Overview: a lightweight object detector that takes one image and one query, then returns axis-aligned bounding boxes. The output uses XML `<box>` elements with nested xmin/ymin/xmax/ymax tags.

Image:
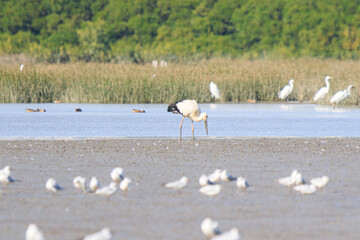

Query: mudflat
<box><xmin>0</xmin><ymin>138</ymin><xmax>359</xmax><ymax>240</ymax></box>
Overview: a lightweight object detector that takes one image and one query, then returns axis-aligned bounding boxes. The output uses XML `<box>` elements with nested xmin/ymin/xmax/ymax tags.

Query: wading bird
<box><xmin>209</xmin><ymin>81</ymin><xmax>220</xmax><ymax>100</ymax></box>
<box><xmin>330</xmin><ymin>85</ymin><xmax>355</xmax><ymax>104</ymax></box>
<box><xmin>167</xmin><ymin>100</ymin><xmax>208</xmax><ymax>141</ymax></box>
<box><xmin>313</xmin><ymin>76</ymin><xmax>331</xmax><ymax>102</ymax></box>
<box><xmin>278</xmin><ymin>79</ymin><xmax>294</xmax><ymax>100</ymax></box>
<box><xmin>20</xmin><ymin>63</ymin><xmax>24</xmax><ymax>72</ymax></box>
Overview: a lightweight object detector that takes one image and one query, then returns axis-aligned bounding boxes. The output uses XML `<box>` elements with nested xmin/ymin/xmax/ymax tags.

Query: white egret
<box><xmin>211</xmin><ymin>228</ymin><xmax>241</xmax><ymax>240</ymax></box>
<box><xmin>110</xmin><ymin>167</ymin><xmax>124</xmax><ymax>183</ymax></box>
<box><xmin>220</xmin><ymin>169</ymin><xmax>237</xmax><ymax>182</ymax></box>
<box><xmin>209</xmin><ymin>81</ymin><xmax>220</xmax><ymax>99</ymax></box>
<box><xmin>83</xmin><ymin>228</ymin><xmax>112</xmax><ymax>240</ymax></box>
<box><xmin>119</xmin><ymin>177</ymin><xmax>131</xmax><ymax>191</ymax></box>
<box><xmin>152</xmin><ymin>60</ymin><xmax>158</xmax><ymax>68</ymax></box>
<box><xmin>201</xmin><ymin>218</ymin><xmax>221</xmax><ymax>238</ymax></box>
<box><xmin>278</xmin><ymin>79</ymin><xmax>294</xmax><ymax>100</ymax></box>
<box><xmin>25</xmin><ymin>224</ymin><xmax>45</xmax><ymax>240</ymax></box>
<box><xmin>330</xmin><ymin>85</ymin><xmax>355</xmax><ymax>104</ymax></box>
<box><xmin>89</xmin><ymin>177</ymin><xmax>100</xmax><ymax>192</ymax></box>
<box><xmin>165</xmin><ymin>176</ymin><xmax>188</xmax><ymax>190</ymax></box>
<box><xmin>294</xmin><ymin>184</ymin><xmax>317</xmax><ymax>195</ymax></box>
<box><xmin>167</xmin><ymin>100</ymin><xmax>208</xmax><ymax>141</ymax></box>
<box><xmin>236</xmin><ymin>177</ymin><xmax>249</xmax><ymax>189</ymax></box>
<box><xmin>73</xmin><ymin>176</ymin><xmax>86</xmax><ymax>193</ymax></box>
<box><xmin>95</xmin><ymin>182</ymin><xmax>117</xmax><ymax>201</ymax></box>
<box><xmin>20</xmin><ymin>63</ymin><xmax>24</xmax><ymax>72</ymax></box>
<box><xmin>199</xmin><ymin>184</ymin><xmax>221</xmax><ymax>197</ymax></box>
<box><xmin>45</xmin><ymin>178</ymin><xmax>62</xmax><ymax>193</ymax></box>
<box><xmin>313</xmin><ymin>76</ymin><xmax>331</xmax><ymax>102</ymax></box>
<box><xmin>310</xmin><ymin>176</ymin><xmax>329</xmax><ymax>189</ymax></box>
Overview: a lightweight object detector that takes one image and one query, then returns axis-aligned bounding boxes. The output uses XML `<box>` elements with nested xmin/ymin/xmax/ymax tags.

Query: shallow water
<box><xmin>1</xmin><ymin>103</ymin><xmax>360</xmax><ymax>138</ymax></box>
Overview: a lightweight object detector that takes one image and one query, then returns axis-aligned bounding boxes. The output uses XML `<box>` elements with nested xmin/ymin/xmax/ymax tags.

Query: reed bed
<box><xmin>0</xmin><ymin>58</ymin><xmax>359</xmax><ymax>105</ymax></box>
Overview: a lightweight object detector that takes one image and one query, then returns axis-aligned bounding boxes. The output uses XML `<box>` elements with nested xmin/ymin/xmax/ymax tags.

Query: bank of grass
<box><xmin>0</xmin><ymin>58</ymin><xmax>359</xmax><ymax>105</ymax></box>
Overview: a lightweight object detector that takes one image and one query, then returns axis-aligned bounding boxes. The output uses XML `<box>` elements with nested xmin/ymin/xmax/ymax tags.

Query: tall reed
<box><xmin>0</xmin><ymin>58</ymin><xmax>359</xmax><ymax>105</ymax></box>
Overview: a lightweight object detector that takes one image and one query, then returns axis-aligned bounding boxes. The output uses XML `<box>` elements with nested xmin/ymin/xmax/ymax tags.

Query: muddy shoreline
<box><xmin>0</xmin><ymin>138</ymin><xmax>359</xmax><ymax>239</ymax></box>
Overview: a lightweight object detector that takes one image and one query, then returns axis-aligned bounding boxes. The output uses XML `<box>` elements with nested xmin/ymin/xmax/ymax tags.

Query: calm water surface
<box><xmin>1</xmin><ymin>103</ymin><xmax>360</xmax><ymax>138</ymax></box>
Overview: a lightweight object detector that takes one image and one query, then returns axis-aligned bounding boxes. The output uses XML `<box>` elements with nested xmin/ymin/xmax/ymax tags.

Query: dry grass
<box><xmin>0</xmin><ymin>58</ymin><xmax>359</xmax><ymax>105</ymax></box>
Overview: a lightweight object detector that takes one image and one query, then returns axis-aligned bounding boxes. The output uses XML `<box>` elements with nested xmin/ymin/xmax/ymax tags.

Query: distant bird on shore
<box><xmin>208</xmin><ymin>169</ymin><xmax>221</xmax><ymax>183</ymax></box>
<box><xmin>294</xmin><ymin>184</ymin><xmax>317</xmax><ymax>195</ymax></box>
<box><xmin>83</xmin><ymin>228</ymin><xmax>112</xmax><ymax>240</ymax></box>
<box><xmin>313</xmin><ymin>76</ymin><xmax>331</xmax><ymax>102</ymax></box>
<box><xmin>278</xmin><ymin>170</ymin><xmax>304</xmax><ymax>187</ymax></box>
<box><xmin>165</xmin><ymin>176</ymin><xmax>188</xmax><ymax>190</ymax></box>
<box><xmin>236</xmin><ymin>177</ymin><xmax>249</xmax><ymax>189</ymax></box>
<box><xmin>167</xmin><ymin>100</ymin><xmax>208</xmax><ymax>141</ymax></box>
<box><xmin>310</xmin><ymin>176</ymin><xmax>329</xmax><ymax>188</ymax></box>
<box><xmin>132</xmin><ymin>109</ymin><xmax>145</xmax><ymax>113</ymax></box>
<box><xmin>26</xmin><ymin>224</ymin><xmax>45</xmax><ymax>240</ymax></box>
<box><xmin>20</xmin><ymin>63</ymin><xmax>24</xmax><ymax>72</ymax></box>
<box><xmin>110</xmin><ymin>167</ymin><xmax>124</xmax><ymax>183</ymax></box>
<box><xmin>199</xmin><ymin>184</ymin><xmax>221</xmax><ymax>197</ymax></box>
<box><xmin>201</xmin><ymin>218</ymin><xmax>221</xmax><ymax>238</ymax></box>
<box><xmin>0</xmin><ymin>166</ymin><xmax>15</xmax><ymax>186</ymax></box>
<box><xmin>330</xmin><ymin>85</ymin><xmax>354</xmax><ymax>104</ymax></box>
<box><xmin>46</xmin><ymin>178</ymin><xmax>62</xmax><ymax>193</ymax></box>
<box><xmin>119</xmin><ymin>177</ymin><xmax>131</xmax><ymax>191</ymax></box>
<box><xmin>73</xmin><ymin>176</ymin><xmax>86</xmax><ymax>193</ymax></box>
<box><xmin>211</xmin><ymin>228</ymin><xmax>240</xmax><ymax>240</ymax></box>
<box><xmin>199</xmin><ymin>175</ymin><xmax>214</xmax><ymax>186</ymax></box>
<box><xmin>95</xmin><ymin>182</ymin><xmax>117</xmax><ymax>201</ymax></box>
<box><xmin>220</xmin><ymin>169</ymin><xmax>237</xmax><ymax>182</ymax></box>
<box><xmin>209</xmin><ymin>81</ymin><xmax>220</xmax><ymax>100</ymax></box>
<box><xmin>278</xmin><ymin>79</ymin><xmax>294</xmax><ymax>100</ymax></box>
<box><xmin>89</xmin><ymin>177</ymin><xmax>100</xmax><ymax>192</ymax></box>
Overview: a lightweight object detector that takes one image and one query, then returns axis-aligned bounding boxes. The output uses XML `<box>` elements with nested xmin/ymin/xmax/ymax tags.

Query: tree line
<box><xmin>1</xmin><ymin>0</ymin><xmax>360</xmax><ymax>63</ymax></box>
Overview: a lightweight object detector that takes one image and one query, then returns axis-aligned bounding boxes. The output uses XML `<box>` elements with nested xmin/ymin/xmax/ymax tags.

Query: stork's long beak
<box><xmin>204</xmin><ymin>120</ymin><xmax>208</xmax><ymax>135</ymax></box>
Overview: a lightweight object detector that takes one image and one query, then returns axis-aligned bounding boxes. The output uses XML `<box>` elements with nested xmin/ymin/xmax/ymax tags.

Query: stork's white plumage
<box><xmin>278</xmin><ymin>79</ymin><xmax>294</xmax><ymax>100</ymax></box>
<box><xmin>209</xmin><ymin>81</ymin><xmax>220</xmax><ymax>99</ymax></box>
<box><xmin>313</xmin><ymin>76</ymin><xmax>331</xmax><ymax>102</ymax></box>
<box><xmin>330</xmin><ymin>85</ymin><xmax>354</xmax><ymax>104</ymax></box>
<box><xmin>167</xmin><ymin>100</ymin><xmax>208</xmax><ymax>141</ymax></box>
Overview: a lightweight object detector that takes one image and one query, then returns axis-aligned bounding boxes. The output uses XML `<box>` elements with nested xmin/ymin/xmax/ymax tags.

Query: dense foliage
<box><xmin>1</xmin><ymin>0</ymin><xmax>360</xmax><ymax>62</ymax></box>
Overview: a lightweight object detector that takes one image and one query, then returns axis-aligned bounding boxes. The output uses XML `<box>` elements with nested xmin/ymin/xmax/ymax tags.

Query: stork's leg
<box><xmin>191</xmin><ymin>120</ymin><xmax>195</xmax><ymax>140</ymax></box>
<box><xmin>179</xmin><ymin>117</ymin><xmax>185</xmax><ymax>141</ymax></box>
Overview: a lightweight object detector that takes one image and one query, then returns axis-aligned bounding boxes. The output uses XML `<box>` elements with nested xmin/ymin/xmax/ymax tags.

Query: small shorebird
<box><xmin>73</xmin><ymin>176</ymin><xmax>86</xmax><ymax>193</ymax></box>
<box><xmin>25</xmin><ymin>224</ymin><xmax>45</xmax><ymax>240</ymax></box>
<box><xmin>165</xmin><ymin>176</ymin><xmax>188</xmax><ymax>190</ymax></box>
<box><xmin>0</xmin><ymin>166</ymin><xmax>15</xmax><ymax>186</ymax></box>
<box><xmin>83</xmin><ymin>228</ymin><xmax>112</xmax><ymax>240</ymax></box>
<box><xmin>236</xmin><ymin>177</ymin><xmax>249</xmax><ymax>189</ymax></box>
<box><xmin>294</xmin><ymin>184</ymin><xmax>317</xmax><ymax>195</ymax></box>
<box><xmin>110</xmin><ymin>167</ymin><xmax>124</xmax><ymax>183</ymax></box>
<box><xmin>89</xmin><ymin>177</ymin><xmax>100</xmax><ymax>192</ymax></box>
<box><xmin>199</xmin><ymin>184</ymin><xmax>221</xmax><ymax>197</ymax></box>
<box><xmin>95</xmin><ymin>182</ymin><xmax>117</xmax><ymax>201</ymax></box>
<box><xmin>201</xmin><ymin>218</ymin><xmax>221</xmax><ymax>238</ymax></box>
<box><xmin>211</xmin><ymin>228</ymin><xmax>240</xmax><ymax>240</ymax></box>
<box><xmin>119</xmin><ymin>177</ymin><xmax>131</xmax><ymax>191</ymax></box>
<box><xmin>46</xmin><ymin>178</ymin><xmax>62</xmax><ymax>193</ymax></box>
<box><xmin>310</xmin><ymin>176</ymin><xmax>329</xmax><ymax>188</ymax></box>
<box><xmin>220</xmin><ymin>169</ymin><xmax>237</xmax><ymax>182</ymax></box>
<box><xmin>208</xmin><ymin>169</ymin><xmax>222</xmax><ymax>183</ymax></box>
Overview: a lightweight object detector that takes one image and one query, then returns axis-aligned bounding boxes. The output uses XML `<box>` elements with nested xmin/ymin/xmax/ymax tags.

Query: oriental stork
<box><xmin>313</xmin><ymin>76</ymin><xmax>331</xmax><ymax>102</ymax></box>
<box><xmin>278</xmin><ymin>79</ymin><xmax>294</xmax><ymax>100</ymax></box>
<box><xmin>330</xmin><ymin>85</ymin><xmax>355</xmax><ymax>104</ymax></box>
<box><xmin>167</xmin><ymin>100</ymin><xmax>208</xmax><ymax>141</ymax></box>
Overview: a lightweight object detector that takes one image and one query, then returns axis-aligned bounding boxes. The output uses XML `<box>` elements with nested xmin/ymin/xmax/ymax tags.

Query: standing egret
<box><xmin>278</xmin><ymin>79</ymin><xmax>294</xmax><ymax>100</ymax></box>
<box><xmin>167</xmin><ymin>100</ymin><xmax>208</xmax><ymax>141</ymax></box>
<box><xmin>20</xmin><ymin>63</ymin><xmax>24</xmax><ymax>72</ymax></box>
<box><xmin>209</xmin><ymin>81</ymin><xmax>220</xmax><ymax>100</ymax></box>
<box><xmin>313</xmin><ymin>76</ymin><xmax>331</xmax><ymax>102</ymax></box>
<box><xmin>330</xmin><ymin>85</ymin><xmax>355</xmax><ymax>104</ymax></box>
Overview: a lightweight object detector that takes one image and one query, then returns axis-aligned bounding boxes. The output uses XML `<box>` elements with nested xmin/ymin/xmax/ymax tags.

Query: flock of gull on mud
<box><xmin>0</xmin><ymin>164</ymin><xmax>329</xmax><ymax>240</ymax></box>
